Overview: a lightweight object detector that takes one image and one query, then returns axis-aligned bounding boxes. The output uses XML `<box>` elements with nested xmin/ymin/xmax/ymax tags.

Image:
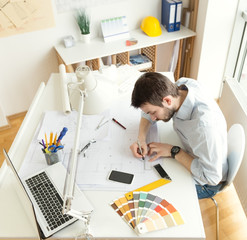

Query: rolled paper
<box><xmin>59</xmin><ymin>64</ymin><xmax>71</xmax><ymax>115</ymax></box>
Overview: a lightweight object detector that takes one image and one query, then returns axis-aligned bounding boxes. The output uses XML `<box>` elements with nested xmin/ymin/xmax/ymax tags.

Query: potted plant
<box><xmin>76</xmin><ymin>9</ymin><xmax>90</xmax><ymax>43</ymax></box>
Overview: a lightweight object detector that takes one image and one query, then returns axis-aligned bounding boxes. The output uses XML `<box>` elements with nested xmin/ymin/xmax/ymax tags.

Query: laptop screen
<box><xmin>3</xmin><ymin>149</ymin><xmax>43</xmax><ymax>239</ymax></box>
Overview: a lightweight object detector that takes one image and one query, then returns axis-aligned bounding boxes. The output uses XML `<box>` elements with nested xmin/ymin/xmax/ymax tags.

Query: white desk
<box><xmin>0</xmin><ymin>73</ymin><xmax>205</xmax><ymax>239</ymax></box>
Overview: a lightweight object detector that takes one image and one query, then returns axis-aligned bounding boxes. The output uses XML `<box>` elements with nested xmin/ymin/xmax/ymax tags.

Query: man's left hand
<box><xmin>147</xmin><ymin>142</ymin><xmax>173</xmax><ymax>162</ymax></box>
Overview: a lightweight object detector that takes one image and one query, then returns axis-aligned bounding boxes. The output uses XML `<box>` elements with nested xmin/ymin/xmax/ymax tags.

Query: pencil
<box><xmin>49</xmin><ymin>132</ymin><xmax>53</xmax><ymax>146</ymax></box>
<box><xmin>137</xmin><ymin>140</ymin><xmax>145</xmax><ymax>160</ymax></box>
<box><xmin>45</xmin><ymin>133</ymin><xmax>48</xmax><ymax>147</ymax></box>
<box><xmin>53</xmin><ymin>133</ymin><xmax>57</xmax><ymax>145</ymax></box>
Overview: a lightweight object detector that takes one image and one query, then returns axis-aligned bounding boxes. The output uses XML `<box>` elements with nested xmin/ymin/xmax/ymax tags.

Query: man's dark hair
<box><xmin>131</xmin><ymin>72</ymin><xmax>179</xmax><ymax>108</ymax></box>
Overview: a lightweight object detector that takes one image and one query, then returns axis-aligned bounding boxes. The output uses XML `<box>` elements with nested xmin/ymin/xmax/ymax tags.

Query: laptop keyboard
<box><xmin>25</xmin><ymin>171</ymin><xmax>73</xmax><ymax>231</ymax></box>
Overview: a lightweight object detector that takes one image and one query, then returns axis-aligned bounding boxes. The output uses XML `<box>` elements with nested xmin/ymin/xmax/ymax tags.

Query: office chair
<box><xmin>209</xmin><ymin>123</ymin><xmax>245</xmax><ymax>240</ymax></box>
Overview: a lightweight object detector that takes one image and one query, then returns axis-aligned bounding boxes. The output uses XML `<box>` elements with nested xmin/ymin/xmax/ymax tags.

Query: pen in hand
<box><xmin>137</xmin><ymin>140</ymin><xmax>145</xmax><ymax>160</ymax></box>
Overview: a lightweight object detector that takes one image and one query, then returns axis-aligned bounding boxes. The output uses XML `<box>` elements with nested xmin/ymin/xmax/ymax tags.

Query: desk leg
<box><xmin>55</xmin><ymin>49</ymin><xmax>74</xmax><ymax>73</ymax></box>
<box><xmin>174</xmin><ymin>39</ymin><xmax>183</xmax><ymax>81</ymax></box>
<box><xmin>111</xmin><ymin>54</ymin><xmax>117</xmax><ymax>65</ymax></box>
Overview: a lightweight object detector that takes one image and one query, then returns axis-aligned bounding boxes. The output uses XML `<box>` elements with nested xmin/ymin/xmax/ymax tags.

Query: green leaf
<box><xmin>76</xmin><ymin>9</ymin><xmax>90</xmax><ymax>34</ymax></box>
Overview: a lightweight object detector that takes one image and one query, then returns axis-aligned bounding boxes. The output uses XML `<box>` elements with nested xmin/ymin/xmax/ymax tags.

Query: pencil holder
<box><xmin>44</xmin><ymin>151</ymin><xmax>61</xmax><ymax>165</ymax></box>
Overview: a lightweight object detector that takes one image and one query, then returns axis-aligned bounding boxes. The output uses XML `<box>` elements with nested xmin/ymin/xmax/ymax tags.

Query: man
<box><xmin>130</xmin><ymin>72</ymin><xmax>228</xmax><ymax>199</ymax></box>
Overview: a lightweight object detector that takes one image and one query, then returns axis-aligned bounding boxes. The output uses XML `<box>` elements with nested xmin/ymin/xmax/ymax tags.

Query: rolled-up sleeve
<box><xmin>189</xmin><ymin>125</ymin><xmax>227</xmax><ymax>185</ymax></box>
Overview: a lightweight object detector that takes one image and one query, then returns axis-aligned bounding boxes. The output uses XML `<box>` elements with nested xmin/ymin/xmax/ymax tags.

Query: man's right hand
<box><xmin>130</xmin><ymin>141</ymin><xmax>148</xmax><ymax>159</ymax></box>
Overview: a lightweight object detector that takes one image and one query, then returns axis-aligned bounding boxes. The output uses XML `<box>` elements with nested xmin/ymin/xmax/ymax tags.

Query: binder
<box><xmin>173</xmin><ymin>0</ymin><xmax>182</xmax><ymax>31</ymax></box>
<box><xmin>161</xmin><ymin>0</ymin><xmax>176</xmax><ymax>32</ymax></box>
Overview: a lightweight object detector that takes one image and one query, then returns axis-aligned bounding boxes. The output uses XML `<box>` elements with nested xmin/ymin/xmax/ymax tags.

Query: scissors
<box><xmin>48</xmin><ymin>144</ymin><xmax>64</xmax><ymax>153</ymax></box>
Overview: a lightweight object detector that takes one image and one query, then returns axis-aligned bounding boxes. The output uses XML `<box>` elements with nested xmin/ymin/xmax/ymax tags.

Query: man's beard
<box><xmin>161</xmin><ymin>107</ymin><xmax>175</xmax><ymax>122</ymax></box>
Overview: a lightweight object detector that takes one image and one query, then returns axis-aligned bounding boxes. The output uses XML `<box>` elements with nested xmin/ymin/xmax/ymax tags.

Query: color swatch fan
<box><xmin>110</xmin><ymin>191</ymin><xmax>184</xmax><ymax>234</ymax></box>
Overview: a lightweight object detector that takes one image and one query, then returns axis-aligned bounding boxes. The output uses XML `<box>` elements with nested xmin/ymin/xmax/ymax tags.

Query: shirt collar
<box><xmin>174</xmin><ymin>82</ymin><xmax>195</xmax><ymax>120</ymax></box>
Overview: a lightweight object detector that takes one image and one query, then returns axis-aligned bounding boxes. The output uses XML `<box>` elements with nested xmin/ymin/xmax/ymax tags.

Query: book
<box><xmin>129</xmin><ymin>54</ymin><xmax>152</xmax><ymax>71</ymax></box>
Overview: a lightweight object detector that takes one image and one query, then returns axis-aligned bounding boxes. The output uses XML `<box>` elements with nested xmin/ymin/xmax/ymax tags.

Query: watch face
<box><xmin>171</xmin><ymin>146</ymin><xmax>180</xmax><ymax>158</ymax></box>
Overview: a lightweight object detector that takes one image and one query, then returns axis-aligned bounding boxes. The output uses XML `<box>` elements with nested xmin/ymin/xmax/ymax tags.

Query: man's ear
<box><xmin>162</xmin><ymin>96</ymin><xmax>172</xmax><ymax>106</ymax></box>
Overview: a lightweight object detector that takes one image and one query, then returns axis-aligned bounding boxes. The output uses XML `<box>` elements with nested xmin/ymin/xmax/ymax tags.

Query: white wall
<box><xmin>0</xmin><ymin>0</ymin><xmax>167</xmax><ymax>123</ymax></box>
<box><xmin>190</xmin><ymin>0</ymin><xmax>238</xmax><ymax>99</ymax></box>
<box><xmin>0</xmin><ymin>0</ymin><xmax>238</xmax><ymax>123</ymax></box>
<box><xmin>0</xmin><ymin>102</ymin><xmax>8</xmax><ymax>127</ymax></box>
<box><xmin>0</xmin><ymin>27</ymin><xmax>58</xmax><ymax>116</ymax></box>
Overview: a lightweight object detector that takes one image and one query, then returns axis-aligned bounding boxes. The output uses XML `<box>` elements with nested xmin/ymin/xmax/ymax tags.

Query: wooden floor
<box><xmin>0</xmin><ymin>113</ymin><xmax>26</xmax><ymax>163</ymax></box>
<box><xmin>0</xmin><ymin>114</ymin><xmax>247</xmax><ymax>240</ymax></box>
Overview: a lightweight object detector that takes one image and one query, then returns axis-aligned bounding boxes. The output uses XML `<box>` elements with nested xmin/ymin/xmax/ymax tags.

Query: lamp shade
<box><xmin>75</xmin><ymin>65</ymin><xmax>116</xmax><ymax>115</ymax></box>
<box><xmin>83</xmin><ymin>75</ymin><xmax>117</xmax><ymax>115</ymax></box>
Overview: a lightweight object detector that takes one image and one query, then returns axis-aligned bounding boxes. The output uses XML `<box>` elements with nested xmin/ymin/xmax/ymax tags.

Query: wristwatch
<box><xmin>171</xmin><ymin>146</ymin><xmax>181</xmax><ymax>158</ymax></box>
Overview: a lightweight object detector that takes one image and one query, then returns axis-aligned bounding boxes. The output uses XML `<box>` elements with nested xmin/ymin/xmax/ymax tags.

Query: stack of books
<box><xmin>129</xmin><ymin>54</ymin><xmax>152</xmax><ymax>71</ymax></box>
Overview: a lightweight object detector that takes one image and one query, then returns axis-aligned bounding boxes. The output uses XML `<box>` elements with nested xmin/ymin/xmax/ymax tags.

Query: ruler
<box><xmin>125</xmin><ymin>178</ymin><xmax>171</xmax><ymax>200</ymax></box>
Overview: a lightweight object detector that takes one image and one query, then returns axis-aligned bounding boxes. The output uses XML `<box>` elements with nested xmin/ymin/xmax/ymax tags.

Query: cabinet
<box><xmin>54</xmin><ymin>26</ymin><xmax>196</xmax><ymax>78</ymax></box>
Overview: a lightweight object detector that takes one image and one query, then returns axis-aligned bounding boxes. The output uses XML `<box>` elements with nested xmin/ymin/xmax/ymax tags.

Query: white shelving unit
<box><xmin>54</xmin><ymin>26</ymin><xmax>196</xmax><ymax>73</ymax></box>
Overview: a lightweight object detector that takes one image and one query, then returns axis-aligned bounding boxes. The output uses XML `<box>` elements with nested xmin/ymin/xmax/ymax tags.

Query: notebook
<box><xmin>3</xmin><ymin>149</ymin><xmax>94</xmax><ymax>239</ymax></box>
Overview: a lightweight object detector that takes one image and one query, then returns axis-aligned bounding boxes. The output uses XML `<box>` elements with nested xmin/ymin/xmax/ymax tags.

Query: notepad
<box><xmin>101</xmin><ymin>16</ymin><xmax>130</xmax><ymax>42</ymax></box>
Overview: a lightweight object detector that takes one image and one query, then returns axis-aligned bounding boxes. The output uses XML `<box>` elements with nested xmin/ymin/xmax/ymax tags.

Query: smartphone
<box><xmin>108</xmin><ymin>170</ymin><xmax>134</xmax><ymax>184</ymax></box>
<box><xmin>153</xmin><ymin>164</ymin><xmax>172</xmax><ymax>180</ymax></box>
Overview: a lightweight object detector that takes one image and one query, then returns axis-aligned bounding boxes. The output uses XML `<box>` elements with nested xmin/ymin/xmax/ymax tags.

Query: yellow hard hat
<box><xmin>141</xmin><ymin>16</ymin><xmax>162</xmax><ymax>37</ymax></box>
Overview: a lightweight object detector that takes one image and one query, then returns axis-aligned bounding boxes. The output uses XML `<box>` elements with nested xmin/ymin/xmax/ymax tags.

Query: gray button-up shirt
<box><xmin>142</xmin><ymin>78</ymin><xmax>228</xmax><ymax>185</ymax></box>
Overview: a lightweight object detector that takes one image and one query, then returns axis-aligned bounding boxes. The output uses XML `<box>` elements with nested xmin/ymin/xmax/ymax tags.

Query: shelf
<box><xmin>54</xmin><ymin>26</ymin><xmax>196</xmax><ymax>66</ymax></box>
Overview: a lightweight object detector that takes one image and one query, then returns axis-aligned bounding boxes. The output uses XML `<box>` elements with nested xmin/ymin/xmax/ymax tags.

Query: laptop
<box><xmin>3</xmin><ymin>149</ymin><xmax>94</xmax><ymax>239</ymax></box>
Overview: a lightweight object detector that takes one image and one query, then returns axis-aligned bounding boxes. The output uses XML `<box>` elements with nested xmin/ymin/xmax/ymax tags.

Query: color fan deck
<box><xmin>110</xmin><ymin>191</ymin><xmax>184</xmax><ymax>234</ymax></box>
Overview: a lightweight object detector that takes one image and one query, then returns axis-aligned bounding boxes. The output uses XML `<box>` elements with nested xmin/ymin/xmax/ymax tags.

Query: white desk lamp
<box><xmin>62</xmin><ymin>65</ymin><xmax>100</xmax><ymax>237</ymax></box>
<box><xmin>62</xmin><ymin>64</ymin><xmax>117</xmax><ymax>238</ymax></box>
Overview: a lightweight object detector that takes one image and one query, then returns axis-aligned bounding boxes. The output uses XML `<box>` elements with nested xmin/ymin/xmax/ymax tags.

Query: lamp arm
<box><xmin>63</xmin><ymin>90</ymin><xmax>85</xmax><ymax>216</ymax></box>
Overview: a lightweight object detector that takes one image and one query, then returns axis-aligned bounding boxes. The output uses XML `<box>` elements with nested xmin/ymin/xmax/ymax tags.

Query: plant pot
<box><xmin>80</xmin><ymin>33</ymin><xmax>90</xmax><ymax>43</ymax></box>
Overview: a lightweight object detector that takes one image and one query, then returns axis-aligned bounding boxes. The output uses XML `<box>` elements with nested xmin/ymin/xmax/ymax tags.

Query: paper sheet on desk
<box><xmin>66</xmin><ymin>123</ymin><xmax>163</xmax><ymax>192</ymax></box>
<box><xmin>18</xmin><ymin>110</ymin><xmax>110</xmax><ymax>178</ymax></box>
<box><xmin>37</xmin><ymin>111</ymin><xmax>110</xmax><ymax>150</ymax></box>
<box><xmin>64</xmin><ymin>98</ymin><xmax>163</xmax><ymax>192</ymax></box>
<box><xmin>20</xmin><ymin>104</ymin><xmax>163</xmax><ymax>192</ymax></box>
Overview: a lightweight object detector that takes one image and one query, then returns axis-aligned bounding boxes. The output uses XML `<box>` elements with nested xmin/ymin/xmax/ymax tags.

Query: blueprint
<box><xmin>19</xmin><ymin>97</ymin><xmax>163</xmax><ymax>192</ymax></box>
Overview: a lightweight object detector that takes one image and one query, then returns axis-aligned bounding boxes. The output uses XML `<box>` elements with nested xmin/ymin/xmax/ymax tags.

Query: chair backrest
<box><xmin>226</xmin><ymin>124</ymin><xmax>245</xmax><ymax>187</ymax></box>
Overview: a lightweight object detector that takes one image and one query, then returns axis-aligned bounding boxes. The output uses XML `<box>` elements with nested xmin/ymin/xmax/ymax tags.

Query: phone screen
<box><xmin>108</xmin><ymin>170</ymin><xmax>134</xmax><ymax>184</ymax></box>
